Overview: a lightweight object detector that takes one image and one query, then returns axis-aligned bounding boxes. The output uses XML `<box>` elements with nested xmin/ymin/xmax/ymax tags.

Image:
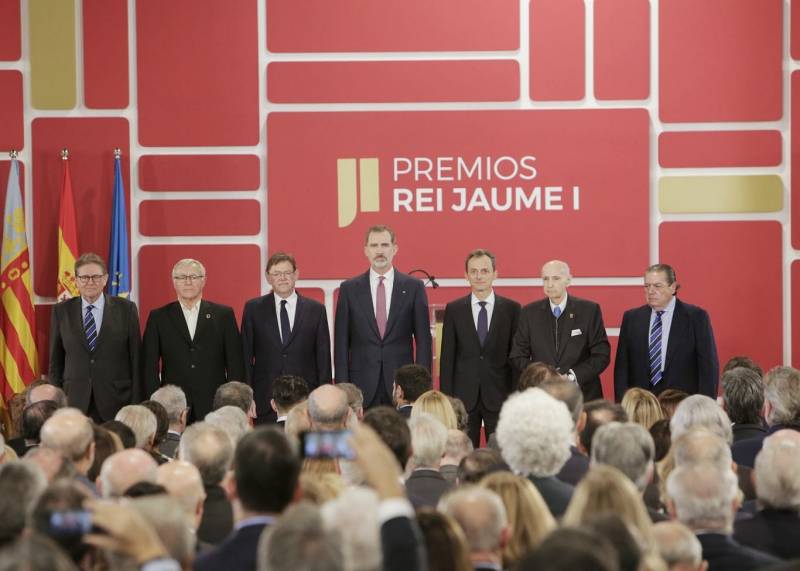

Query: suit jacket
<box><xmin>614</xmin><ymin>298</ymin><xmax>719</xmax><ymax>401</ymax></box>
<box><xmin>440</xmin><ymin>294</ymin><xmax>521</xmax><ymax>411</ymax></box>
<box><xmin>556</xmin><ymin>446</ymin><xmax>590</xmax><ymax>487</ymax></box>
<box><xmin>405</xmin><ymin>468</ymin><xmax>452</xmax><ymax>509</ymax></box>
<box><xmin>734</xmin><ymin>508</ymin><xmax>800</xmax><ymax>560</ymax></box>
<box><xmin>143</xmin><ymin>300</ymin><xmax>244</xmax><ymax>421</ymax></box>
<box><xmin>397</xmin><ymin>404</ymin><xmax>413</xmax><ymax>418</ymax></box>
<box><xmin>241</xmin><ymin>292</ymin><xmax>331</xmax><ymax>420</ymax></box>
<box><xmin>529</xmin><ymin>475</ymin><xmax>574</xmax><ymax>518</ymax></box>
<box><xmin>381</xmin><ymin>515</ymin><xmax>426</xmax><ymax>571</ymax></box>
<box><xmin>696</xmin><ymin>533</ymin><xmax>780</xmax><ymax>571</ymax></box>
<box><xmin>510</xmin><ymin>295</ymin><xmax>610</xmax><ymax>401</ymax></box>
<box><xmin>193</xmin><ymin>521</ymin><xmax>266</xmax><ymax>571</ymax></box>
<box><xmin>334</xmin><ymin>270</ymin><xmax>432</xmax><ymax>405</ymax></box>
<box><xmin>159</xmin><ymin>431</ymin><xmax>181</xmax><ymax>459</ymax></box>
<box><xmin>197</xmin><ymin>484</ymin><xmax>233</xmax><ymax>545</ymax></box>
<box><xmin>49</xmin><ymin>294</ymin><xmax>141</xmax><ymax>422</ymax></box>
<box><xmin>732</xmin><ymin>423</ymin><xmax>800</xmax><ymax>469</ymax></box>
<box><xmin>732</xmin><ymin>423</ymin><xmax>767</xmax><ymax>444</ymax></box>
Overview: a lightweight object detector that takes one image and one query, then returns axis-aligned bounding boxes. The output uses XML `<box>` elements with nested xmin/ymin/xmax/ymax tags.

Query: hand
<box><xmin>84</xmin><ymin>500</ymin><xmax>168</xmax><ymax>564</ymax></box>
<box><xmin>349</xmin><ymin>424</ymin><xmax>405</xmax><ymax>500</ymax></box>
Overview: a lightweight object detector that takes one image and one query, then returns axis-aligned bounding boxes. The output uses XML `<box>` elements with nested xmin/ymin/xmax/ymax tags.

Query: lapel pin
<box><xmin>402</xmin><ymin>290</ymin><xmax>406</xmax><ymax>294</ymax></box>
<box><xmin>205</xmin><ymin>314</ymin><xmax>211</xmax><ymax>319</ymax></box>
<box><xmin>569</xmin><ymin>313</ymin><xmax>574</xmax><ymax>319</ymax></box>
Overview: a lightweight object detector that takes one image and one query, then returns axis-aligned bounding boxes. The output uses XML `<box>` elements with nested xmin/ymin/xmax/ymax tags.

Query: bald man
<box><xmin>40</xmin><ymin>408</ymin><xmax>96</xmax><ymax>494</ymax></box>
<box><xmin>307</xmin><ymin>385</ymin><xmax>351</xmax><ymax>430</ymax></box>
<box><xmin>157</xmin><ymin>460</ymin><xmax>207</xmax><ymax>531</ymax></box>
<box><xmin>98</xmin><ymin>448</ymin><xmax>158</xmax><ymax>498</ymax></box>
<box><xmin>509</xmin><ymin>260</ymin><xmax>610</xmax><ymax>401</ymax></box>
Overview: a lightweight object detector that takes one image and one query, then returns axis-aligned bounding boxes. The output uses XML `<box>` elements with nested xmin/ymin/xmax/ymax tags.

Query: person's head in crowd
<box><xmin>416</xmin><ymin>509</ymin><xmax>473</xmax><ymax>571</ymax></box>
<box><xmin>0</xmin><ymin>532</ymin><xmax>80</xmax><ymax>571</ymax></box>
<box><xmin>213</xmin><ymin>381</ymin><xmax>256</xmax><ymax>424</ymax></box>
<box><xmin>672</xmin><ymin>427</ymin><xmax>732</xmax><ymax>471</ymax></box>
<box><xmin>723</xmin><ymin>355</ymin><xmax>764</xmax><ymax>378</ymax></box>
<box><xmin>721</xmin><ymin>366</ymin><xmax>764</xmax><ymax>427</ymax></box>
<box><xmin>150</xmin><ymin>385</ymin><xmax>189</xmax><ymax>434</ymax></box>
<box><xmin>299</xmin><ymin>472</ymin><xmax>344</xmax><ymax>505</ymax></box>
<box><xmin>408</xmin><ymin>412</ymin><xmax>448</xmax><ymax>471</ymax></box>
<box><xmin>652</xmin><ymin>521</ymin><xmax>707</xmax><ymax>571</ymax></box>
<box><xmin>124</xmin><ymin>481</ymin><xmax>167</xmax><ymax>498</ymax></box>
<box><xmin>666</xmin><ymin>462</ymin><xmax>738</xmax><ymax>534</ymax></box>
<box><xmin>157</xmin><ymin>460</ymin><xmax>207</xmax><ymax>530</ymax></box>
<box><xmin>98</xmin><ymin>448</ymin><xmax>157</xmax><ymax>498</ymax></box>
<box><xmin>21</xmin><ymin>400</ymin><xmax>59</xmax><ymax>444</ymax></box>
<box><xmin>101</xmin><ymin>420</ymin><xmax>136</xmax><ymax>449</ymax></box>
<box><xmin>582</xmin><ymin>514</ymin><xmax>644</xmax><ymax>571</ymax></box>
<box><xmin>761</xmin><ymin>366</ymin><xmax>800</xmax><ymax>427</ymax></box>
<box><xmin>580</xmin><ymin>399</ymin><xmax>628</xmax><ymax>455</ymax></box>
<box><xmin>514</xmin><ymin>527</ymin><xmax>618</xmax><ymax>571</ymax></box>
<box><xmin>438</xmin><ymin>486</ymin><xmax>509</xmax><ymax>568</ymax></box>
<box><xmin>179</xmin><ymin>422</ymin><xmax>233</xmax><ymax>488</ymax></box>
<box><xmin>753</xmin><ymin>429</ymin><xmax>800</xmax><ymax>510</ymax></box>
<box><xmin>479</xmin><ymin>471</ymin><xmax>556</xmax><ymax>568</ymax></box>
<box><xmin>259</xmin><ymin>501</ymin><xmax>343</xmax><ymax>571</ymax></box>
<box><xmin>40</xmin><ymin>408</ymin><xmax>94</xmax><ymax>476</ymax></box>
<box><xmin>446</xmin><ymin>396</ymin><xmax>469</xmax><ymax>433</ymax></box>
<box><xmin>591</xmin><ymin>422</ymin><xmax>655</xmax><ymax>492</ymax></box>
<box><xmin>285</xmin><ymin>400</ymin><xmax>311</xmax><ymax>441</ymax></box>
<box><xmin>133</xmin><ymin>495</ymin><xmax>196</xmax><ymax>568</ymax></box>
<box><xmin>622</xmin><ymin>388</ymin><xmax>665</xmax><ymax>430</ymax></box>
<box><xmin>335</xmin><ymin>382</ymin><xmax>364</xmax><ymax>422</ymax></box>
<box><xmin>140</xmin><ymin>400</ymin><xmax>169</xmax><ymax>448</ymax></box>
<box><xmin>26</xmin><ymin>380</ymin><xmax>68</xmax><ymax>408</ymax></box>
<box><xmin>362</xmin><ymin>406</ymin><xmax>411</xmax><ymax>470</ymax></box>
<box><xmin>649</xmin><ymin>419</ymin><xmax>672</xmax><ymax>463</ymax></box>
<box><xmin>87</xmin><ymin>425</ymin><xmax>122</xmax><ymax>483</ymax></box>
<box><xmin>320</xmin><ymin>487</ymin><xmax>381</xmax><ymax>571</ymax></box>
<box><xmin>270</xmin><ymin>375</ymin><xmax>309</xmax><ymax>419</ymax></box>
<box><xmin>301</xmin><ymin>458</ymin><xmax>338</xmax><ymax>480</ymax></box>
<box><xmin>517</xmin><ymin>361</ymin><xmax>560</xmax><ymax>391</ymax></box>
<box><xmin>442</xmin><ymin>429</ymin><xmax>473</xmax><ymax>467</ymax></box>
<box><xmin>496</xmin><ymin>388</ymin><xmax>573</xmax><ymax>478</ymax></box>
<box><xmin>670</xmin><ymin>395</ymin><xmax>733</xmax><ymax>444</ymax></box>
<box><xmin>392</xmin><ymin>364</ymin><xmax>432</xmax><ymax>408</ymax></box>
<box><xmin>205</xmin><ymin>405</ymin><xmax>250</xmax><ymax>447</ymax></box>
<box><xmin>410</xmin><ymin>390</ymin><xmax>458</xmax><ymax>430</ymax></box>
<box><xmin>30</xmin><ymin>480</ymin><xmax>92</xmax><ymax>565</ymax></box>
<box><xmin>0</xmin><ymin>460</ymin><xmax>47</xmax><ymax>546</ymax></box>
<box><xmin>657</xmin><ymin>389</ymin><xmax>690</xmax><ymax>420</ymax></box>
<box><xmin>23</xmin><ymin>447</ymin><xmax>76</xmax><ymax>483</ymax></box>
<box><xmin>457</xmin><ymin>448</ymin><xmax>506</xmax><ymax>485</ymax></box>
<box><xmin>114</xmin><ymin>405</ymin><xmax>157</xmax><ymax>449</ymax></box>
<box><xmin>540</xmin><ymin>377</ymin><xmax>585</xmax><ymax>433</ymax></box>
<box><xmin>307</xmin><ymin>385</ymin><xmax>351</xmax><ymax>430</ymax></box>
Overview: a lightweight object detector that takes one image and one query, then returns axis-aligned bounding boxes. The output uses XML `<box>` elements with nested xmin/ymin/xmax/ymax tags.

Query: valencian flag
<box><xmin>0</xmin><ymin>157</ymin><xmax>40</xmax><ymax>432</ymax></box>
<box><xmin>56</xmin><ymin>150</ymin><xmax>79</xmax><ymax>301</ymax></box>
<box><xmin>108</xmin><ymin>151</ymin><xmax>130</xmax><ymax>297</ymax></box>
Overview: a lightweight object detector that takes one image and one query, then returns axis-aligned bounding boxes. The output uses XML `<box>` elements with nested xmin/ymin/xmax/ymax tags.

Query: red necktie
<box><xmin>376</xmin><ymin>276</ymin><xmax>387</xmax><ymax>338</ymax></box>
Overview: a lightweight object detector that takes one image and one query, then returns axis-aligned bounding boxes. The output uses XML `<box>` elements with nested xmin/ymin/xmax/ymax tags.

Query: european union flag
<box><xmin>108</xmin><ymin>152</ymin><xmax>130</xmax><ymax>297</ymax></box>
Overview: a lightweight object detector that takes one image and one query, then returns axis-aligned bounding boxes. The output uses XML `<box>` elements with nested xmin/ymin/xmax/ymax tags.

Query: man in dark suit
<box><xmin>334</xmin><ymin>225</ymin><xmax>432</xmax><ymax>408</ymax></box>
<box><xmin>392</xmin><ymin>364</ymin><xmax>432</xmax><ymax>419</ymax></box>
<box><xmin>440</xmin><ymin>249</ymin><xmax>521</xmax><ymax>448</ymax></box>
<box><xmin>143</xmin><ymin>259</ymin><xmax>244</xmax><ymax>423</ymax></box>
<box><xmin>405</xmin><ymin>413</ymin><xmax>452</xmax><ymax>509</ymax></box>
<box><xmin>615</xmin><ymin>264</ymin><xmax>719</xmax><ymax>402</ymax></box>
<box><xmin>241</xmin><ymin>252</ymin><xmax>331</xmax><ymax>423</ymax></box>
<box><xmin>49</xmin><ymin>253</ymin><xmax>142</xmax><ymax>422</ymax></box>
<box><xmin>510</xmin><ymin>260</ymin><xmax>610</xmax><ymax>402</ymax></box>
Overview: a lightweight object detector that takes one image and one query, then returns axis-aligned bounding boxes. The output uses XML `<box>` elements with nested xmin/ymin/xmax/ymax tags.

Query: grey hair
<box><xmin>652</xmin><ymin>521</ymin><xmax>703</xmax><ymax>568</ymax></box>
<box><xmin>670</xmin><ymin>395</ymin><xmax>733</xmax><ymax>445</ymax></box>
<box><xmin>408</xmin><ymin>413</ymin><xmax>448</xmax><ymax>469</ymax></box>
<box><xmin>179</xmin><ymin>422</ymin><xmax>233</xmax><ymax>486</ymax></box>
<box><xmin>151</xmin><ymin>385</ymin><xmax>188</xmax><ymax>425</ymax></box>
<box><xmin>205</xmin><ymin>406</ymin><xmax>250</xmax><ymax>448</ymax></box>
<box><xmin>444</xmin><ymin>429</ymin><xmax>474</xmax><ymax>461</ymax></box>
<box><xmin>0</xmin><ymin>461</ymin><xmax>47</xmax><ymax>545</ymax></box>
<box><xmin>172</xmin><ymin>258</ymin><xmax>206</xmax><ymax>277</ymax></box>
<box><xmin>115</xmin><ymin>405</ymin><xmax>157</xmax><ymax>449</ymax></box>
<box><xmin>438</xmin><ymin>486</ymin><xmax>507</xmax><ymax>552</ymax></box>
<box><xmin>667</xmin><ymin>463</ymin><xmax>738</xmax><ymax>533</ymax></box>
<box><xmin>40</xmin><ymin>408</ymin><xmax>94</xmax><ymax>461</ymax></box>
<box><xmin>307</xmin><ymin>386</ymin><xmax>350</xmax><ymax>429</ymax></box>
<box><xmin>763</xmin><ymin>366</ymin><xmax>800</xmax><ymax>425</ymax></box>
<box><xmin>672</xmin><ymin>427</ymin><xmax>732</xmax><ymax>470</ymax></box>
<box><xmin>591</xmin><ymin>422</ymin><xmax>654</xmax><ymax>492</ymax></box>
<box><xmin>259</xmin><ymin>502</ymin><xmax>344</xmax><ymax>571</ymax></box>
<box><xmin>721</xmin><ymin>367</ymin><xmax>764</xmax><ymax>425</ymax></box>
<box><xmin>754</xmin><ymin>434</ymin><xmax>800</xmax><ymax>509</ymax></box>
<box><xmin>321</xmin><ymin>487</ymin><xmax>382</xmax><ymax>571</ymax></box>
<box><xmin>134</xmin><ymin>495</ymin><xmax>196</xmax><ymax>566</ymax></box>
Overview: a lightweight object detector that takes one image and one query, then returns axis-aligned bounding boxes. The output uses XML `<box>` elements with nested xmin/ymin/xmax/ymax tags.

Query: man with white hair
<box><xmin>151</xmin><ymin>384</ymin><xmax>188</xmax><ymax>458</ymax></box>
<box><xmin>26</xmin><ymin>380</ymin><xmax>68</xmax><ymax>408</ymax></box>
<box><xmin>670</xmin><ymin>395</ymin><xmax>733</xmax><ymax>444</ymax></box>
<box><xmin>115</xmin><ymin>405</ymin><xmax>157</xmax><ymax>449</ymax></box>
<box><xmin>439</xmin><ymin>486</ymin><xmax>509</xmax><ymax>571</ymax></box>
<box><xmin>39</xmin><ymin>408</ymin><xmax>96</xmax><ymax>494</ymax></box>
<box><xmin>734</xmin><ymin>429</ymin><xmax>800</xmax><ymax>559</ymax></box>
<box><xmin>307</xmin><ymin>384</ymin><xmax>351</xmax><ymax>430</ymax></box>
<box><xmin>0</xmin><ymin>461</ymin><xmax>47</xmax><ymax>546</ymax></box>
<box><xmin>261</xmin><ymin>502</ymin><xmax>343</xmax><ymax>571</ymax></box>
<box><xmin>440</xmin><ymin>429</ymin><xmax>473</xmax><ymax>485</ymax></box>
<box><xmin>205</xmin><ymin>405</ymin><xmax>250</xmax><ymax>447</ymax></box>
<box><xmin>666</xmin><ymin>463</ymin><xmax>778</xmax><ymax>571</ymax></box>
<box><xmin>98</xmin><ymin>448</ymin><xmax>158</xmax><ymax>498</ymax></box>
<box><xmin>157</xmin><ymin>460</ymin><xmax>207</xmax><ymax>532</ymax></box>
<box><xmin>653</xmin><ymin>521</ymin><xmax>708</xmax><ymax>571</ymax></box>
<box><xmin>320</xmin><ymin>487</ymin><xmax>381</xmax><ymax>571</ymax></box>
<box><xmin>405</xmin><ymin>412</ymin><xmax>451</xmax><ymax>509</ymax></box>
<box><xmin>495</xmin><ymin>387</ymin><xmax>574</xmax><ymax>516</ymax></box>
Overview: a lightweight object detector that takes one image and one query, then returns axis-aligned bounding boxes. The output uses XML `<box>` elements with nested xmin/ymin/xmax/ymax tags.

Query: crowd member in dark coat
<box><xmin>721</xmin><ymin>367</ymin><xmax>766</xmax><ymax>444</ymax></box>
<box><xmin>151</xmin><ymin>385</ymin><xmax>188</xmax><ymax>459</ymax></box>
<box><xmin>392</xmin><ymin>364</ymin><xmax>432</xmax><ymax>420</ymax></box>
<box><xmin>405</xmin><ymin>413</ymin><xmax>451</xmax><ymax>509</ymax></box>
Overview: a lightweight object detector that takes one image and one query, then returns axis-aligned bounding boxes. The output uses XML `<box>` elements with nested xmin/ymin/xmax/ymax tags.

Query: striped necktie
<box><xmin>85</xmin><ymin>305</ymin><xmax>98</xmax><ymax>352</ymax></box>
<box><xmin>649</xmin><ymin>310</ymin><xmax>665</xmax><ymax>386</ymax></box>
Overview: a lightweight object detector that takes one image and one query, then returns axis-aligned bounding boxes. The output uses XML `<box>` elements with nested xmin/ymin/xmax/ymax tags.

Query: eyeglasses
<box><xmin>643</xmin><ymin>283</ymin><xmax>668</xmax><ymax>291</ymax></box>
<box><xmin>268</xmin><ymin>271</ymin><xmax>295</xmax><ymax>279</ymax></box>
<box><xmin>173</xmin><ymin>274</ymin><xmax>205</xmax><ymax>282</ymax></box>
<box><xmin>76</xmin><ymin>274</ymin><xmax>106</xmax><ymax>284</ymax></box>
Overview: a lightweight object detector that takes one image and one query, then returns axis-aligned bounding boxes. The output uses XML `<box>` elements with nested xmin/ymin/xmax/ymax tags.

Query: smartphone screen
<box><xmin>300</xmin><ymin>430</ymin><xmax>355</xmax><ymax>460</ymax></box>
<box><xmin>48</xmin><ymin>510</ymin><xmax>93</xmax><ymax>539</ymax></box>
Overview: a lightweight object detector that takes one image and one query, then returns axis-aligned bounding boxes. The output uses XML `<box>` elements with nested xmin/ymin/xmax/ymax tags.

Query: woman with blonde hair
<box><xmin>621</xmin><ymin>387</ymin><xmax>665</xmax><ymax>430</ymax></box>
<box><xmin>479</xmin><ymin>471</ymin><xmax>556</xmax><ymax>567</ymax></box>
<box><xmin>410</xmin><ymin>390</ymin><xmax>458</xmax><ymax>430</ymax></box>
<box><xmin>416</xmin><ymin>509</ymin><xmax>473</xmax><ymax>571</ymax></box>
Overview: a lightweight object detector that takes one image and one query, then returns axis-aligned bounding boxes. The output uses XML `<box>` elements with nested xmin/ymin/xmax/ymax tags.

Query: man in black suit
<box><xmin>143</xmin><ymin>259</ymin><xmax>244</xmax><ymax>423</ymax></box>
<box><xmin>440</xmin><ymin>249</ymin><xmax>521</xmax><ymax>447</ymax></box>
<box><xmin>405</xmin><ymin>413</ymin><xmax>452</xmax><ymax>509</ymax></box>
<box><xmin>615</xmin><ymin>264</ymin><xmax>719</xmax><ymax>401</ymax></box>
<box><xmin>392</xmin><ymin>364</ymin><xmax>432</xmax><ymax>419</ymax></box>
<box><xmin>49</xmin><ymin>253</ymin><xmax>142</xmax><ymax>422</ymax></box>
<box><xmin>334</xmin><ymin>225</ymin><xmax>432</xmax><ymax>408</ymax></box>
<box><xmin>241</xmin><ymin>252</ymin><xmax>331</xmax><ymax>424</ymax></box>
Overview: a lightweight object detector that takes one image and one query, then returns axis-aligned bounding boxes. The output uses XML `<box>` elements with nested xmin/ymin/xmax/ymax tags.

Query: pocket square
<box><xmin>571</xmin><ymin>329</ymin><xmax>582</xmax><ymax>336</ymax></box>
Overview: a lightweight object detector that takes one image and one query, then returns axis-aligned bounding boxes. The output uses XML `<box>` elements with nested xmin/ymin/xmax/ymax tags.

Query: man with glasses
<box><xmin>241</xmin><ymin>252</ymin><xmax>331</xmax><ymax>423</ymax></box>
<box><xmin>142</xmin><ymin>259</ymin><xmax>243</xmax><ymax>422</ymax></box>
<box><xmin>49</xmin><ymin>252</ymin><xmax>142</xmax><ymax>422</ymax></box>
<box><xmin>614</xmin><ymin>263</ymin><xmax>719</xmax><ymax>401</ymax></box>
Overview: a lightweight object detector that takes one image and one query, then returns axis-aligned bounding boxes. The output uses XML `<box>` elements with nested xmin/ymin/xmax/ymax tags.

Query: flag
<box><xmin>108</xmin><ymin>153</ymin><xmax>130</xmax><ymax>297</ymax></box>
<box><xmin>56</xmin><ymin>156</ymin><xmax>79</xmax><ymax>301</ymax></box>
<box><xmin>0</xmin><ymin>158</ymin><xmax>39</xmax><ymax>428</ymax></box>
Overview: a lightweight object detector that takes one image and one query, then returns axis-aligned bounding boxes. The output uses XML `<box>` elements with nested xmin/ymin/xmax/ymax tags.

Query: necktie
<box><xmin>85</xmin><ymin>305</ymin><xmax>97</xmax><ymax>352</ymax></box>
<box><xmin>553</xmin><ymin>306</ymin><xmax>562</xmax><ymax>318</ymax></box>
<box><xmin>649</xmin><ymin>310</ymin><xmax>665</xmax><ymax>386</ymax></box>
<box><xmin>280</xmin><ymin>299</ymin><xmax>291</xmax><ymax>345</ymax></box>
<box><xmin>376</xmin><ymin>276</ymin><xmax>387</xmax><ymax>338</ymax></box>
<box><xmin>477</xmin><ymin>301</ymin><xmax>488</xmax><ymax>347</ymax></box>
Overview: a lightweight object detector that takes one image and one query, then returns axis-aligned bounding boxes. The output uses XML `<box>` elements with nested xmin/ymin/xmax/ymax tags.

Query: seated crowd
<box><xmin>0</xmin><ymin>358</ymin><xmax>798</xmax><ymax>571</ymax></box>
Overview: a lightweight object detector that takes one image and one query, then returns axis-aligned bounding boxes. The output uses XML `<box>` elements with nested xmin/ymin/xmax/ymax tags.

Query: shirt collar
<box><xmin>652</xmin><ymin>296</ymin><xmax>677</xmax><ymax>315</ymax></box>
<box><xmin>179</xmin><ymin>297</ymin><xmax>201</xmax><ymax>311</ymax></box>
<box><xmin>549</xmin><ymin>292</ymin><xmax>568</xmax><ymax>313</ymax></box>
<box><xmin>370</xmin><ymin>267</ymin><xmax>394</xmax><ymax>283</ymax></box>
<box><xmin>275</xmin><ymin>291</ymin><xmax>298</xmax><ymax>305</ymax></box>
<box><xmin>82</xmin><ymin>294</ymin><xmax>105</xmax><ymax>311</ymax></box>
<box><xmin>471</xmin><ymin>290</ymin><xmax>495</xmax><ymax>306</ymax></box>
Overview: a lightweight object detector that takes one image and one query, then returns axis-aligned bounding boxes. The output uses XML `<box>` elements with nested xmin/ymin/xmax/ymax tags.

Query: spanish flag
<box><xmin>56</xmin><ymin>152</ymin><xmax>79</xmax><ymax>301</ymax></box>
<box><xmin>0</xmin><ymin>158</ymin><xmax>39</xmax><ymax>427</ymax></box>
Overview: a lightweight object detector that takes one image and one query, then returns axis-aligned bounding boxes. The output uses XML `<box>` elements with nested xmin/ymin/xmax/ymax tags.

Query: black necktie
<box><xmin>477</xmin><ymin>301</ymin><xmax>488</xmax><ymax>347</ymax></box>
<box><xmin>280</xmin><ymin>299</ymin><xmax>291</xmax><ymax>345</ymax></box>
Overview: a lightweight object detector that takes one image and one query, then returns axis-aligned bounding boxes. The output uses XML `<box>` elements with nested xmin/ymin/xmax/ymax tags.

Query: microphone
<box><xmin>408</xmin><ymin>269</ymin><xmax>440</xmax><ymax>288</ymax></box>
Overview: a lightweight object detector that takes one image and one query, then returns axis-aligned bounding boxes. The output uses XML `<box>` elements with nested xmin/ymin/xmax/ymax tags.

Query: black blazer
<box><xmin>614</xmin><ymin>298</ymin><xmax>719</xmax><ymax>401</ymax></box>
<box><xmin>49</xmin><ymin>294</ymin><xmax>141</xmax><ymax>422</ymax></box>
<box><xmin>143</xmin><ymin>300</ymin><xmax>244</xmax><ymax>421</ymax></box>
<box><xmin>734</xmin><ymin>508</ymin><xmax>800</xmax><ymax>559</ymax></box>
<box><xmin>241</xmin><ymin>292</ymin><xmax>331</xmax><ymax>419</ymax></box>
<box><xmin>696</xmin><ymin>533</ymin><xmax>780</xmax><ymax>571</ymax></box>
<box><xmin>405</xmin><ymin>469</ymin><xmax>452</xmax><ymax>509</ymax></box>
<box><xmin>196</xmin><ymin>484</ymin><xmax>233</xmax><ymax>546</ymax></box>
<box><xmin>381</xmin><ymin>515</ymin><xmax>426</xmax><ymax>571</ymax></box>
<box><xmin>510</xmin><ymin>295</ymin><xmax>610</xmax><ymax>401</ymax></box>
<box><xmin>193</xmin><ymin>521</ymin><xmax>266</xmax><ymax>571</ymax></box>
<box><xmin>440</xmin><ymin>294</ymin><xmax>521</xmax><ymax>411</ymax></box>
<box><xmin>334</xmin><ymin>271</ymin><xmax>432</xmax><ymax>405</ymax></box>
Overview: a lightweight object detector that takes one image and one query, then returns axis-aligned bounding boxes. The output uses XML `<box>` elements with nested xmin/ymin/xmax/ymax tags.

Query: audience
<box><xmin>337</xmin><ymin>382</ymin><xmax>365</xmax><ymax>422</ymax></box>
<box><xmin>259</xmin><ymin>502</ymin><xmax>343</xmax><ymax>571</ymax></box>
<box><xmin>26</xmin><ymin>380</ymin><xmax>68</xmax><ymax>408</ymax></box>
<box><xmin>320</xmin><ymin>487</ymin><xmax>381</xmax><ymax>571</ymax></box>
<box><xmin>98</xmin><ymin>448</ymin><xmax>158</xmax><ymax>498</ymax></box>
<box><xmin>517</xmin><ymin>361</ymin><xmax>561</xmax><ymax>391</ymax></box>
<box><xmin>579</xmin><ymin>399</ymin><xmax>628</xmax><ymax>455</ymax></box>
<box><xmin>539</xmin><ymin>378</ymin><xmax>589</xmax><ymax>486</ymax></box>
<box><xmin>652</xmin><ymin>521</ymin><xmax>706</xmax><ymax>571</ymax></box>
<box><xmin>285</xmin><ymin>400</ymin><xmax>311</xmax><ymax>440</ymax></box>
<box><xmin>157</xmin><ymin>460</ymin><xmax>207</xmax><ymax>533</ymax></box>
<box><xmin>410</xmin><ymin>390</ymin><xmax>458</xmax><ymax>430</ymax></box>
<box><xmin>270</xmin><ymin>375</ymin><xmax>309</xmax><ymax>427</ymax></box>
<box><xmin>392</xmin><ymin>364</ymin><xmax>433</xmax><ymax>418</ymax></box>
<box><xmin>446</xmin><ymin>396</ymin><xmax>469</xmax><ymax>433</ymax></box>
<box><xmin>457</xmin><ymin>448</ymin><xmax>506</xmax><ymax>485</ymax></box>
<box><xmin>515</xmin><ymin>527</ymin><xmax>618</xmax><ymax>571</ymax></box>
<box><xmin>362</xmin><ymin>406</ymin><xmax>412</xmax><ymax>471</ymax></box>
<box><xmin>205</xmin><ymin>405</ymin><xmax>250</xmax><ymax>447</ymax></box>
<box><xmin>440</xmin><ymin>429</ymin><xmax>473</xmax><ymax>485</ymax></box>
<box><xmin>0</xmin><ymin>460</ymin><xmax>47</xmax><ymax>546</ymax></box>
<box><xmin>40</xmin><ymin>408</ymin><xmax>96</xmax><ymax>494</ymax></box>
<box><xmin>721</xmin><ymin>367</ymin><xmax>765</xmax><ymax>444</ymax></box>
<box><xmin>405</xmin><ymin>413</ymin><xmax>451</xmax><ymax>508</ymax></box>
<box><xmin>622</xmin><ymin>387</ymin><xmax>666</xmax><ymax>430</ymax></box>
<box><xmin>657</xmin><ymin>389</ymin><xmax>690</xmax><ymax>420</ymax></box>
<box><xmin>151</xmin><ymin>384</ymin><xmax>189</xmax><ymax>458</ymax></box>
<box><xmin>6</xmin><ymin>400</ymin><xmax>58</xmax><ymax>457</ymax></box>
<box><xmin>213</xmin><ymin>381</ymin><xmax>257</xmax><ymax>425</ymax></box>
<box><xmin>308</xmin><ymin>385</ymin><xmax>351</xmax><ymax>430</ymax></box>
<box><xmin>87</xmin><ymin>425</ymin><xmax>122</xmax><ymax>483</ymax></box>
<box><xmin>102</xmin><ymin>419</ymin><xmax>136</xmax><ymax>449</ymax></box>
<box><xmin>416</xmin><ymin>510</ymin><xmax>473</xmax><ymax>571</ymax></box>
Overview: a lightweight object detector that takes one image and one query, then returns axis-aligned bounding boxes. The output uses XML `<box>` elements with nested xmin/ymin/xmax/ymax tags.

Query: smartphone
<box><xmin>48</xmin><ymin>510</ymin><xmax>93</xmax><ymax>539</ymax></box>
<box><xmin>300</xmin><ymin>430</ymin><xmax>355</xmax><ymax>460</ymax></box>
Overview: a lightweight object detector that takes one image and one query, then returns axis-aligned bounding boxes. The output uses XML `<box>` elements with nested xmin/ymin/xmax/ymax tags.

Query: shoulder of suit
<box><xmin>567</xmin><ymin>295</ymin><xmax>601</xmax><ymax>310</ymax></box>
<box><xmin>494</xmin><ymin>294</ymin><xmax>521</xmax><ymax>309</ymax></box>
<box><xmin>340</xmin><ymin>271</ymin><xmax>370</xmax><ymax>288</ymax></box>
<box><xmin>296</xmin><ymin>293</ymin><xmax>324</xmax><ymax>309</ymax></box>
<box><xmin>522</xmin><ymin>298</ymin><xmax>548</xmax><ymax>312</ymax></box>
<box><xmin>105</xmin><ymin>294</ymin><xmax>137</xmax><ymax>309</ymax></box>
<box><xmin>201</xmin><ymin>299</ymin><xmax>235</xmax><ymax>312</ymax></box>
<box><xmin>674</xmin><ymin>298</ymin><xmax>708</xmax><ymax>317</ymax></box>
<box><xmin>445</xmin><ymin>294</ymin><xmax>472</xmax><ymax>309</ymax></box>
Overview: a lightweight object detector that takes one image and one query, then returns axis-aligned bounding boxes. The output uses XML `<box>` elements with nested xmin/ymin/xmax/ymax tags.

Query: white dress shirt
<box><xmin>81</xmin><ymin>294</ymin><xmax>105</xmax><ymax>336</ymax></box>
<box><xmin>274</xmin><ymin>291</ymin><xmax>298</xmax><ymax>339</ymax></box>
<box><xmin>180</xmin><ymin>298</ymin><xmax>201</xmax><ymax>340</ymax></box>
<box><xmin>471</xmin><ymin>291</ymin><xmax>496</xmax><ymax>330</ymax></box>
<box><xmin>369</xmin><ymin>267</ymin><xmax>395</xmax><ymax>317</ymax></box>
<box><xmin>649</xmin><ymin>296</ymin><xmax>676</xmax><ymax>373</ymax></box>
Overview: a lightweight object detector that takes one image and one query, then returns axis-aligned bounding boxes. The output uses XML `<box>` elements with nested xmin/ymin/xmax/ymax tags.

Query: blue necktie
<box><xmin>84</xmin><ymin>305</ymin><xmax>97</xmax><ymax>352</ymax></box>
<box><xmin>553</xmin><ymin>306</ymin><xmax>562</xmax><ymax>318</ymax></box>
<box><xmin>280</xmin><ymin>299</ymin><xmax>291</xmax><ymax>345</ymax></box>
<box><xmin>649</xmin><ymin>310</ymin><xmax>665</xmax><ymax>386</ymax></box>
<box><xmin>477</xmin><ymin>301</ymin><xmax>488</xmax><ymax>347</ymax></box>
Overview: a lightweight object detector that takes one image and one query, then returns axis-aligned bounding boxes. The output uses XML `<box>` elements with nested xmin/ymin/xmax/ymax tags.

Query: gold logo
<box><xmin>337</xmin><ymin>158</ymin><xmax>380</xmax><ymax>228</ymax></box>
